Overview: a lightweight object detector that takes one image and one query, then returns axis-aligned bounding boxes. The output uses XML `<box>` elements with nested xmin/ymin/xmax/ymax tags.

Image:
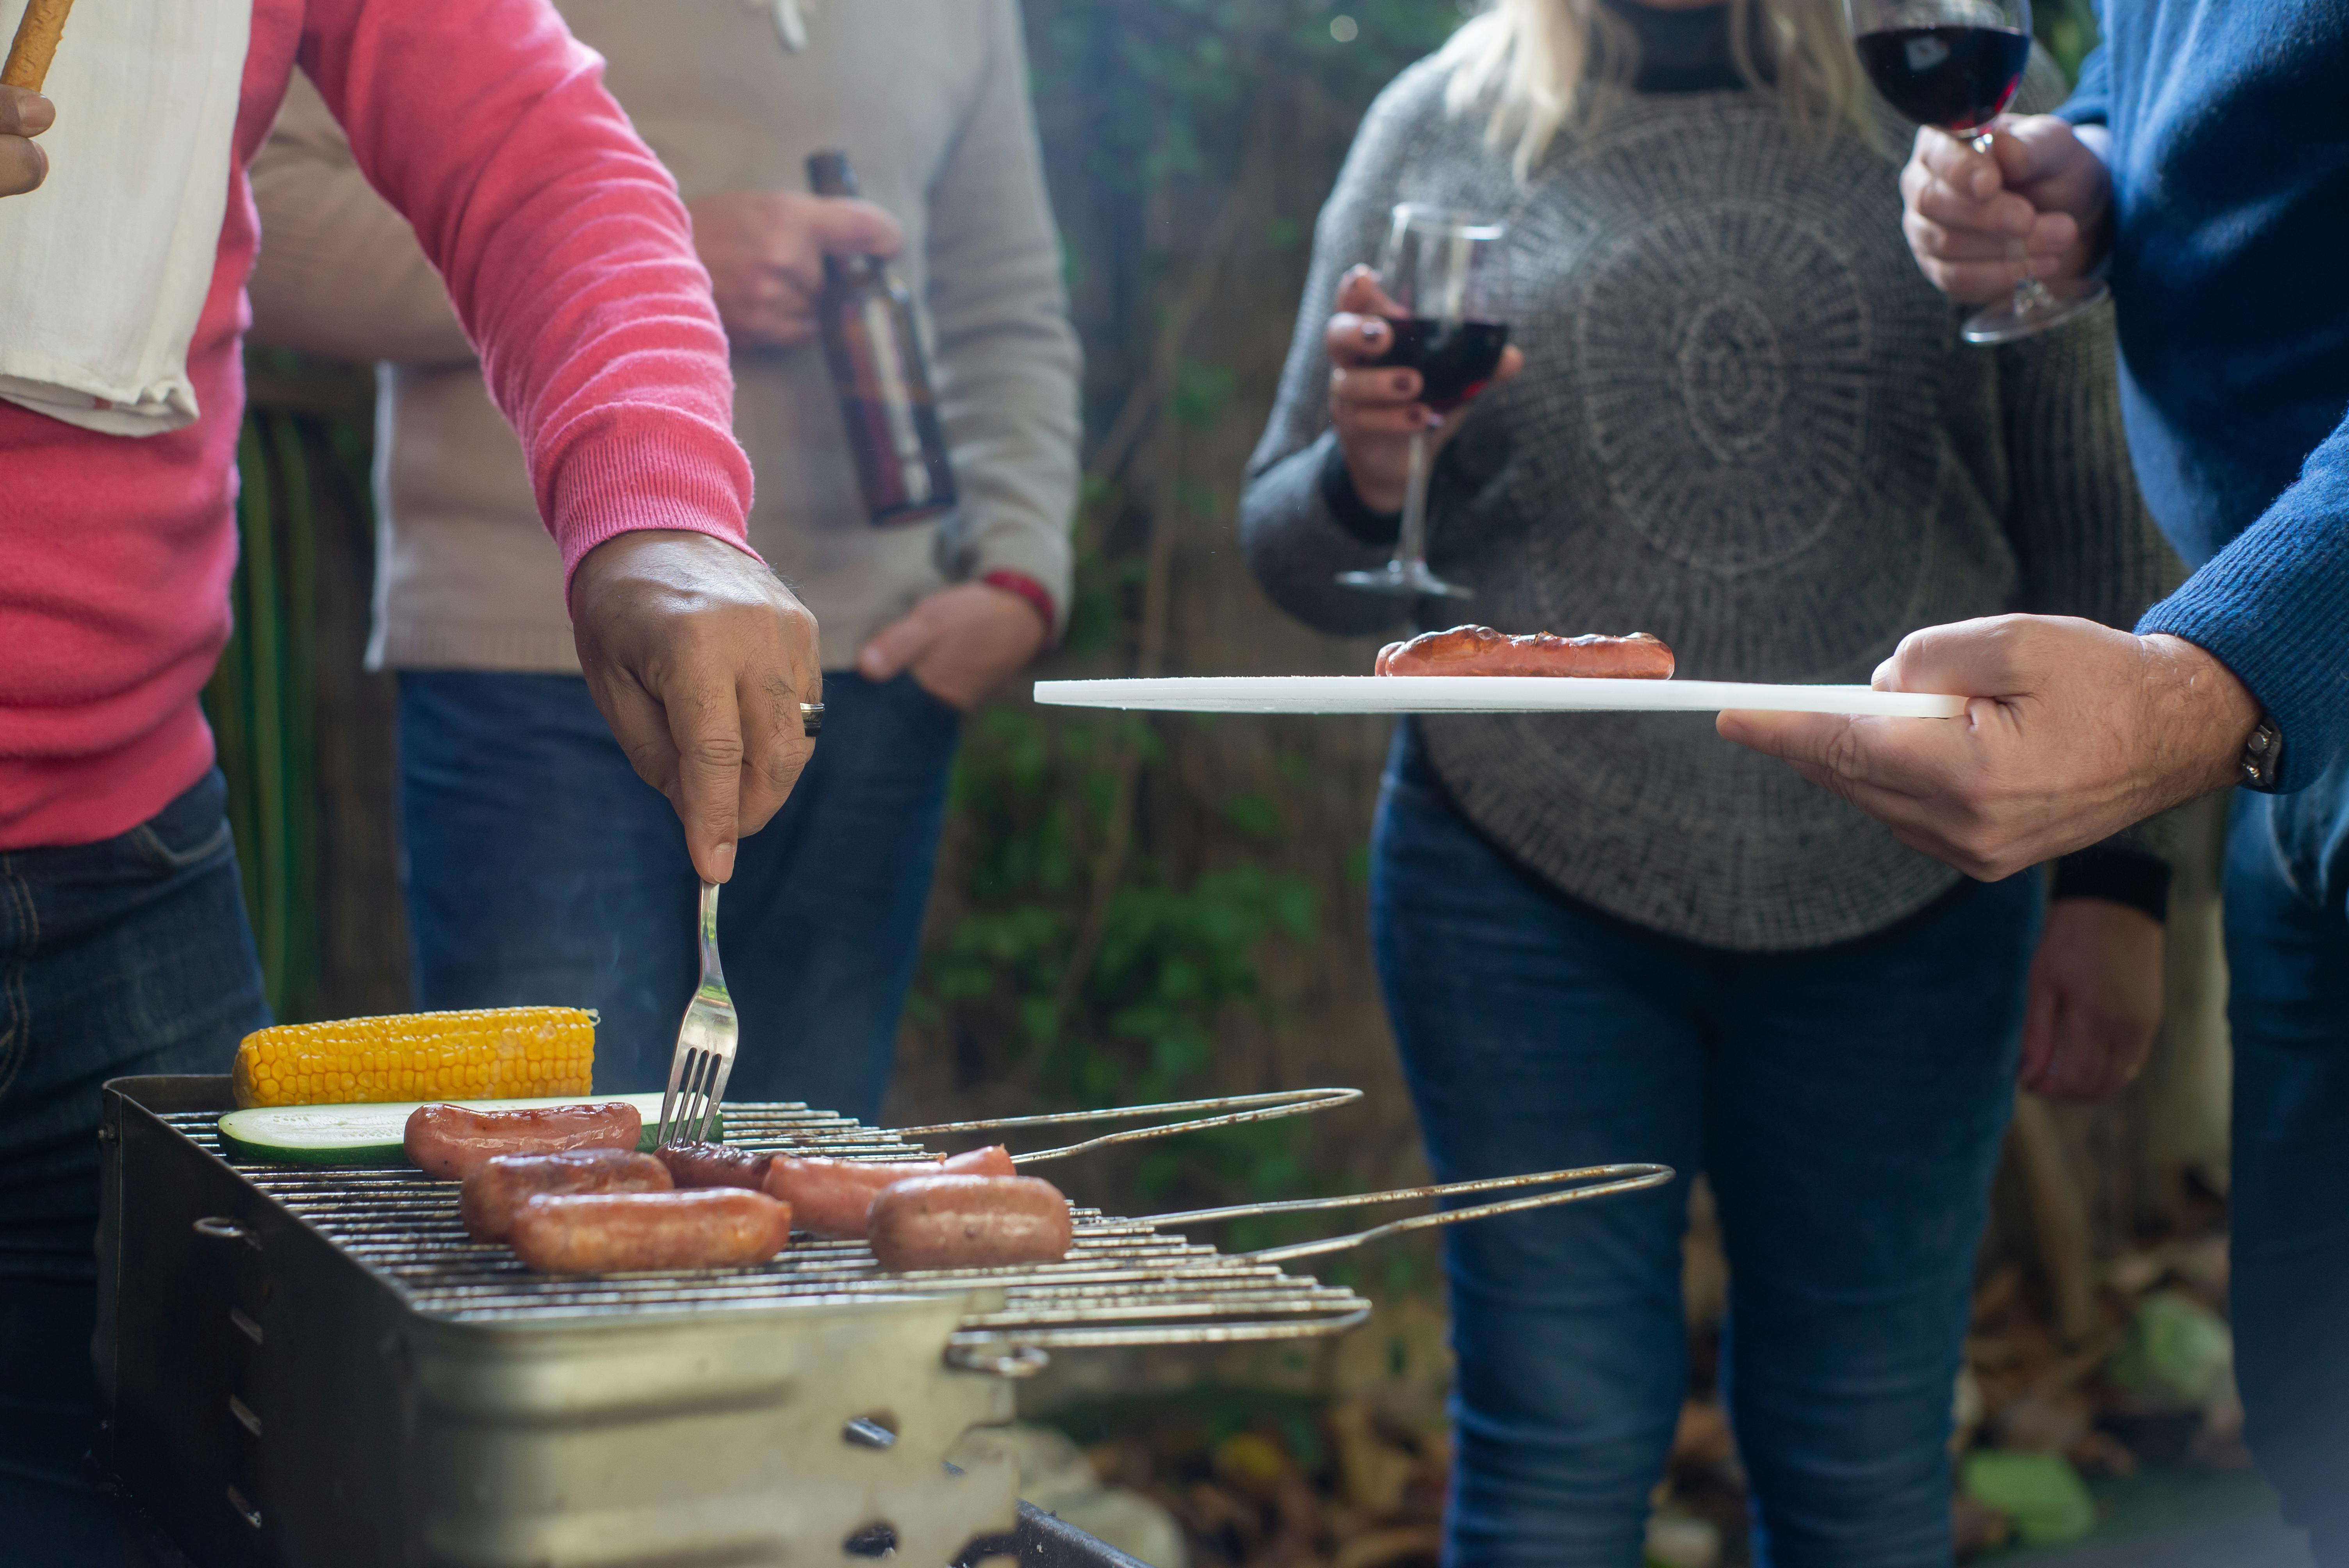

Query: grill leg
<box><xmin>952</xmin><ymin>1502</ymin><xmax>1154</xmax><ymax>1568</ymax></box>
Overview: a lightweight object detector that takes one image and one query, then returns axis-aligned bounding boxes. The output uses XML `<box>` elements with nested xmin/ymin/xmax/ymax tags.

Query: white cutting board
<box><xmin>1033</xmin><ymin>676</ymin><xmax>1967</xmax><ymax>718</ymax></box>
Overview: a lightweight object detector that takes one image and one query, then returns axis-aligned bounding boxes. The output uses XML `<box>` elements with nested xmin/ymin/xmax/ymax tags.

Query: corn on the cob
<box><xmin>230</xmin><ymin>1007</ymin><xmax>595</xmax><ymax>1108</ymax></box>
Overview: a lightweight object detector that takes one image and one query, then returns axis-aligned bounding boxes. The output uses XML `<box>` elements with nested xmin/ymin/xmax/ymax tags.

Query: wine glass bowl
<box><xmin>1336</xmin><ymin>205</ymin><xmax>1510</xmax><ymax>600</ymax></box>
<box><xmin>1380</xmin><ymin>318</ymin><xmax>1513</xmax><ymax>413</ymax></box>
<box><xmin>1853</xmin><ymin>17</ymin><xmax>2031</xmax><ymax>134</ymax></box>
<box><xmin>1846</xmin><ymin>0</ymin><xmax>2108</xmax><ymax>343</ymax></box>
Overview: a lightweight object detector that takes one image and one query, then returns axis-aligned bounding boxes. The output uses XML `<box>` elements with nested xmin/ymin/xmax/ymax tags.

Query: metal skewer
<box><xmin>890</xmin><ymin>1087</ymin><xmax>1362</xmax><ymax>1164</ymax></box>
<box><xmin>1147</xmin><ymin>1162</ymin><xmax>1677</xmax><ymax>1265</ymax></box>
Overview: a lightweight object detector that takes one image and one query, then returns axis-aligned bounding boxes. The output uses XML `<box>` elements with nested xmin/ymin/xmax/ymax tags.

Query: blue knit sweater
<box><xmin>2058</xmin><ymin>2</ymin><xmax>2349</xmax><ymax>789</ymax></box>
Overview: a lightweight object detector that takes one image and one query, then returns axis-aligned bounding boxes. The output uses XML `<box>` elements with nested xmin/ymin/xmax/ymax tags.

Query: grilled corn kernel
<box><xmin>230</xmin><ymin>1008</ymin><xmax>595</xmax><ymax>1108</ymax></box>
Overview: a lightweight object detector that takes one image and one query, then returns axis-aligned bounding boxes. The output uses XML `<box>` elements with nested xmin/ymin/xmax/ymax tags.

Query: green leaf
<box><xmin>1171</xmin><ymin>358</ymin><xmax>1238</xmax><ymax>429</ymax></box>
<box><xmin>1959</xmin><ymin>1452</ymin><xmax>2097</xmax><ymax>1546</ymax></box>
<box><xmin>1224</xmin><ymin>794</ymin><xmax>1281</xmax><ymax>838</ymax></box>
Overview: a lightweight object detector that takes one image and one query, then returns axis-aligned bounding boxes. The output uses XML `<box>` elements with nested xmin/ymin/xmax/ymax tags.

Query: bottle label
<box><xmin>854</xmin><ymin>296</ymin><xmax>936</xmax><ymax>509</ymax></box>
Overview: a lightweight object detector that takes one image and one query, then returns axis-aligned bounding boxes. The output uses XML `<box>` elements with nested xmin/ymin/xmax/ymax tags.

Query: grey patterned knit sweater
<box><xmin>1240</xmin><ymin>45</ymin><xmax>2176</xmax><ymax>951</ymax></box>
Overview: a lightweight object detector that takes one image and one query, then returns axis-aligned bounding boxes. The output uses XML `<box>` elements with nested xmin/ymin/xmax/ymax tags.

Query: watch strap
<box><xmin>2240</xmin><ymin>715</ymin><xmax>2282</xmax><ymax>792</ymax></box>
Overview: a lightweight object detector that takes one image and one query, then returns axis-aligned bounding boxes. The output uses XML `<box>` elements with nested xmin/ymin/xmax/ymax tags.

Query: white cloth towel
<box><xmin>0</xmin><ymin>0</ymin><xmax>252</xmax><ymax>435</ymax></box>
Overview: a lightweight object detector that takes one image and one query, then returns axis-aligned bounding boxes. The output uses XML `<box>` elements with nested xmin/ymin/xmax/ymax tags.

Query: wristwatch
<box><xmin>2240</xmin><ymin>714</ymin><xmax>2282</xmax><ymax>791</ymax></box>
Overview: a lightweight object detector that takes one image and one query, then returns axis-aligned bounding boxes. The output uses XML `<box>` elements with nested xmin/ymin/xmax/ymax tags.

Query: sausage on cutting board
<box><xmin>405</xmin><ymin>1101</ymin><xmax>641</xmax><ymax>1182</ymax></box>
<box><xmin>867</xmin><ymin>1174</ymin><xmax>1073</xmax><ymax>1272</ymax></box>
<box><xmin>764</xmin><ymin>1145</ymin><xmax>1017</xmax><ymax>1239</ymax></box>
<box><xmin>508</xmin><ymin>1188</ymin><xmax>793</xmax><ymax>1274</ymax></box>
<box><xmin>1376</xmin><ymin>625</ymin><xmax>1675</xmax><ymax>679</ymax></box>
<box><xmin>460</xmin><ymin>1149</ymin><xmax>673</xmax><ymax>1242</ymax></box>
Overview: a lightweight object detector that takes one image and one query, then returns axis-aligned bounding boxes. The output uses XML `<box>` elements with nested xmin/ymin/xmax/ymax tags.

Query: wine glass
<box><xmin>1335</xmin><ymin>205</ymin><xmax>1511</xmax><ymax>600</ymax></box>
<box><xmin>1847</xmin><ymin>0</ymin><xmax>2108</xmax><ymax>343</ymax></box>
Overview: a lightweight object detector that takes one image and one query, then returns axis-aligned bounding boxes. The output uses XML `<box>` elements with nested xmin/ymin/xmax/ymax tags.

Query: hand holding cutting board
<box><xmin>2</xmin><ymin>0</ymin><xmax>70</xmax><ymax>195</ymax></box>
<box><xmin>0</xmin><ymin>84</ymin><xmax>48</xmax><ymax>195</ymax></box>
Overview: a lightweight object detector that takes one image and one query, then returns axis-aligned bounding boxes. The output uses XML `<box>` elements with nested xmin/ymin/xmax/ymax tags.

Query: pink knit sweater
<box><xmin>0</xmin><ymin>0</ymin><xmax>754</xmax><ymax>847</ymax></box>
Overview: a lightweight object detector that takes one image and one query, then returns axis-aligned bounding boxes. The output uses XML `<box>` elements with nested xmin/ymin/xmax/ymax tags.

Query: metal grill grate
<box><xmin>166</xmin><ymin>1104</ymin><xmax>1373</xmax><ymax>1358</ymax></box>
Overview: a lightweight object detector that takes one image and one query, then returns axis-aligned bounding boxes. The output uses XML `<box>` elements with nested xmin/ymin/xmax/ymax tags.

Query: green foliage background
<box><xmin>900</xmin><ymin>1</ymin><xmax>1468</xmax><ymax>1239</ymax></box>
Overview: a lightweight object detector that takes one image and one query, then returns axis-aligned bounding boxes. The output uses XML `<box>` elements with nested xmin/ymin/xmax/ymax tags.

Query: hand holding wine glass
<box><xmin>1325</xmin><ymin>265</ymin><xmax>1524</xmax><ymax>514</ymax></box>
<box><xmin>1848</xmin><ymin>0</ymin><xmax>2107</xmax><ymax>342</ymax></box>
<box><xmin>1333</xmin><ymin>204</ymin><xmax>1514</xmax><ymax>599</ymax></box>
<box><xmin>1898</xmin><ymin>114</ymin><xmax>2112</xmax><ymax>304</ymax></box>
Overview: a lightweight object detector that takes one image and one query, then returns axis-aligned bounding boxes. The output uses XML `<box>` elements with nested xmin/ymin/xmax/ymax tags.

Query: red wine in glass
<box><xmin>1336</xmin><ymin>204</ymin><xmax>1508</xmax><ymax>600</ymax></box>
<box><xmin>1379</xmin><ymin>317</ymin><xmax>1513</xmax><ymax>412</ymax></box>
<box><xmin>1854</xmin><ymin>25</ymin><xmax>2030</xmax><ymax>133</ymax></box>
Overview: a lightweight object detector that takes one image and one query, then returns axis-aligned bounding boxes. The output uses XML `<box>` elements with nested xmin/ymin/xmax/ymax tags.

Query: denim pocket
<box><xmin>128</xmin><ymin>768</ymin><xmax>235</xmax><ymax>874</ymax></box>
<box><xmin>902</xmin><ymin>673</ymin><xmax>968</xmax><ymax>729</ymax></box>
<box><xmin>2261</xmin><ymin>754</ymin><xmax>2349</xmax><ymax>923</ymax></box>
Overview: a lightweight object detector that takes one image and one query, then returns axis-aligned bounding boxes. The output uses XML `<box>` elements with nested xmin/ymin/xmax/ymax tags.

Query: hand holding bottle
<box><xmin>687</xmin><ymin>189</ymin><xmax>904</xmax><ymax>348</ymax></box>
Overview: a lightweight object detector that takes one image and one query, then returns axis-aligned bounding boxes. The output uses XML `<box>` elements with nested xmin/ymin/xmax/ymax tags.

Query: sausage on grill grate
<box><xmin>405</xmin><ymin>1101</ymin><xmax>642</xmax><ymax>1181</ymax></box>
<box><xmin>764</xmin><ymin>1145</ymin><xmax>1016</xmax><ymax>1239</ymax></box>
<box><xmin>654</xmin><ymin>1142</ymin><xmax>773</xmax><ymax>1191</ymax></box>
<box><xmin>460</xmin><ymin>1149</ymin><xmax>673</xmax><ymax>1243</ymax></box>
<box><xmin>509</xmin><ymin>1188</ymin><xmax>793</xmax><ymax>1273</ymax></box>
<box><xmin>867</xmin><ymin>1174</ymin><xmax>1073</xmax><ymax>1272</ymax></box>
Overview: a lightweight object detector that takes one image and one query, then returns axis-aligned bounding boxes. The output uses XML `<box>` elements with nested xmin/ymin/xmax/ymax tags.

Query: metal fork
<box><xmin>656</xmin><ymin>881</ymin><xmax>737</xmax><ymax>1146</ymax></box>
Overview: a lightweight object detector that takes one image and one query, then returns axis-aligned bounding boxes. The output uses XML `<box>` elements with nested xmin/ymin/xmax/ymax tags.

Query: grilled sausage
<box><xmin>763</xmin><ymin>1145</ymin><xmax>1018</xmax><ymax>1239</ymax></box>
<box><xmin>508</xmin><ymin>1188</ymin><xmax>793</xmax><ymax>1274</ymax></box>
<box><xmin>1376</xmin><ymin>625</ymin><xmax>1675</xmax><ymax>679</ymax></box>
<box><xmin>460</xmin><ymin>1149</ymin><xmax>672</xmax><ymax>1243</ymax></box>
<box><xmin>867</xmin><ymin>1174</ymin><xmax>1074</xmax><ymax>1272</ymax></box>
<box><xmin>404</xmin><ymin>1101</ymin><xmax>642</xmax><ymax>1182</ymax></box>
<box><xmin>654</xmin><ymin>1142</ymin><xmax>773</xmax><ymax>1191</ymax></box>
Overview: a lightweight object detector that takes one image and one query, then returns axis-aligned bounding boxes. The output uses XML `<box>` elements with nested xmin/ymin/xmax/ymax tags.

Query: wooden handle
<box><xmin>2</xmin><ymin>0</ymin><xmax>76</xmax><ymax>93</ymax></box>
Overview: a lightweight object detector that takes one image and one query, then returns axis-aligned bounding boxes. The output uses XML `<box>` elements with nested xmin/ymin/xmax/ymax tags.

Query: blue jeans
<box><xmin>2226</xmin><ymin>758</ymin><xmax>2349</xmax><ymax>1564</ymax></box>
<box><xmin>0</xmin><ymin>769</ymin><xmax>269</xmax><ymax>1551</ymax></box>
<box><xmin>398</xmin><ymin>670</ymin><xmax>960</xmax><ymax>1121</ymax></box>
<box><xmin>1370</xmin><ymin>729</ymin><xmax>2040</xmax><ymax>1568</ymax></box>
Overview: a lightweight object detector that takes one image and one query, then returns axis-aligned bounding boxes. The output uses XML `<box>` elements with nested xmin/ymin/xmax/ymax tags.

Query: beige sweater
<box><xmin>248</xmin><ymin>0</ymin><xmax>1080</xmax><ymax>672</ymax></box>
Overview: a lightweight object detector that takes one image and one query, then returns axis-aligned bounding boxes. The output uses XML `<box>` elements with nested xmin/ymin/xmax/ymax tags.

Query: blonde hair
<box><xmin>1441</xmin><ymin>0</ymin><xmax>1873</xmax><ymax>177</ymax></box>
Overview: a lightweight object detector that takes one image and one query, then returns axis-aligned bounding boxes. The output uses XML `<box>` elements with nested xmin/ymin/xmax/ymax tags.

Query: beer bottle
<box><xmin>807</xmin><ymin>150</ymin><xmax>957</xmax><ymax>526</ymax></box>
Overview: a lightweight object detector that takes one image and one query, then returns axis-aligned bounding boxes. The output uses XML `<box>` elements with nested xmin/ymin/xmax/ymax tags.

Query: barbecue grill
<box><xmin>96</xmin><ymin>1075</ymin><xmax>1668</xmax><ymax>1567</ymax></box>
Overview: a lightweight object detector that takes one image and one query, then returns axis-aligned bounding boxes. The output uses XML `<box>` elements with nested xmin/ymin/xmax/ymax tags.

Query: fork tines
<box><xmin>658</xmin><ymin>882</ymin><xmax>737</xmax><ymax>1147</ymax></box>
<box><xmin>658</xmin><ymin>1045</ymin><xmax>733</xmax><ymax>1147</ymax></box>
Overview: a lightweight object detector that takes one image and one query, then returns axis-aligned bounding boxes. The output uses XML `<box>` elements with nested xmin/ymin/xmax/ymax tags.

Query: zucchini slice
<box><xmin>216</xmin><ymin>1091</ymin><xmax>702</xmax><ymax>1166</ymax></box>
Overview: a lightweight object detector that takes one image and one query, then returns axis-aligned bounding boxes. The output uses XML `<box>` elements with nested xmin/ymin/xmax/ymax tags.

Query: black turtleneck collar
<box><xmin>1600</xmin><ymin>0</ymin><xmax>1747</xmax><ymax>94</ymax></box>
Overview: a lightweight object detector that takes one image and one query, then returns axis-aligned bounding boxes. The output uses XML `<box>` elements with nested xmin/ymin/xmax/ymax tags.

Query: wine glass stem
<box><xmin>1970</xmin><ymin>128</ymin><xmax>2055</xmax><ymax>321</ymax></box>
<box><xmin>1394</xmin><ymin>428</ymin><xmax>1433</xmax><ymax>574</ymax></box>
